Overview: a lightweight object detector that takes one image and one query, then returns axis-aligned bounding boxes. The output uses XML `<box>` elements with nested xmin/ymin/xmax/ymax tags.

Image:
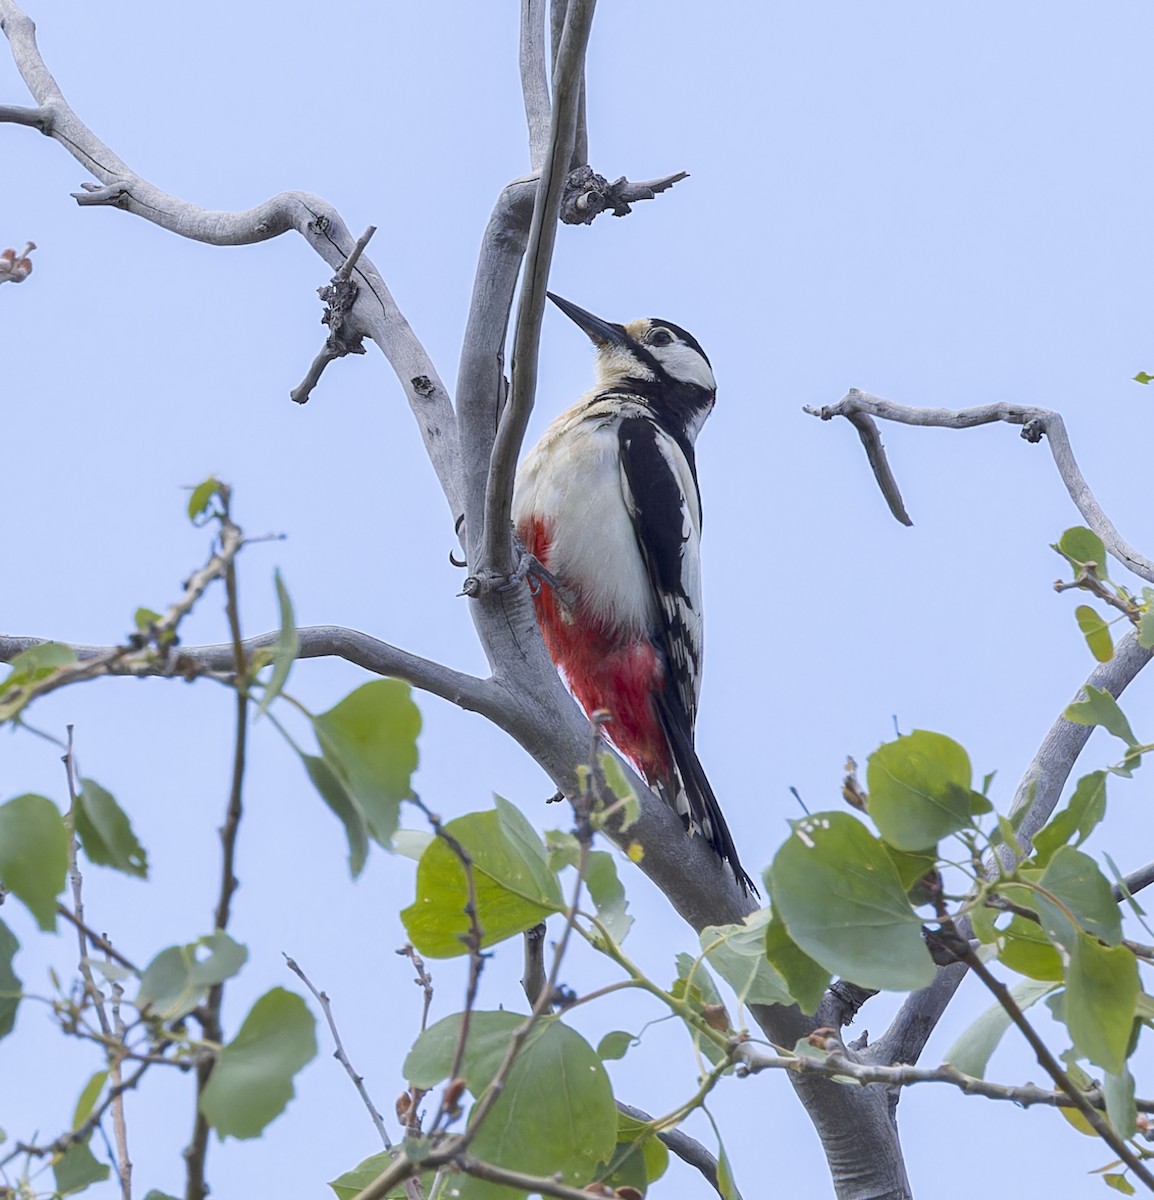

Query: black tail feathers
<box><xmin>655</xmin><ymin>693</ymin><xmax>759</xmax><ymax>897</ymax></box>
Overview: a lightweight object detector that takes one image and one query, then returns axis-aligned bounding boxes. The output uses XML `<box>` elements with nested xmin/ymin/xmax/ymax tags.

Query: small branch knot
<box><xmin>1020</xmin><ymin>417</ymin><xmax>1046</xmax><ymax>444</ymax></box>
<box><xmin>559</xmin><ymin>164</ymin><xmax>689</xmax><ymax>225</ymax></box>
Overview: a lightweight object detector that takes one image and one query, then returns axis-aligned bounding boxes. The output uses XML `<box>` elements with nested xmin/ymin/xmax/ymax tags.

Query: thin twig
<box><xmin>0</xmin><ymin>627</ymin><xmax>496</xmax><ymax>719</ymax></box>
<box><xmin>739</xmin><ymin>1041</ymin><xmax>1154</xmax><ymax>1113</ymax></box>
<box><xmin>0</xmin><ymin>1062</ymin><xmax>151</xmax><ymax>1170</ymax></box>
<box><xmin>453</xmin><ymin>1155</ymin><xmax>604</xmax><ymax>1200</ymax></box>
<box><xmin>616</xmin><ymin>1102</ymin><xmax>729</xmax><ymax>1198</ymax></box>
<box><xmin>185</xmin><ymin>512</ymin><xmax>249</xmax><ymax>1200</ymax></box>
<box><xmin>290</xmin><ymin>225</ymin><xmax>377</xmax><ymax>404</ymax></box>
<box><xmin>945</xmin><ymin>928</ymin><xmax>1154</xmax><ymax>1191</ymax></box>
<box><xmin>55</xmin><ymin>905</ymin><xmax>139</xmax><ymax>974</ymax></box>
<box><xmin>108</xmin><ymin>977</ymin><xmax>132</xmax><ymax>1200</ymax></box>
<box><xmin>410</xmin><ymin>797</ymin><xmax>486</xmax><ymax>1137</ymax></box>
<box><xmin>284</xmin><ymin>955</ymin><xmax>391</xmax><ymax>1149</ymax></box>
<box><xmin>807</xmin><ymin>389</ymin><xmax>1154</xmax><ymax>582</ymax></box>
<box><xmin>479</xmin><ymin>0</ymin><xmax>597</xmax><ymax>583</ymax></box>
<box><xmin>396</xmin><ymin>945</ymin><xmax>434</xmax><ymax>1033</ymax></box>
<box><xmin>62</xmin><ymin>728</ymin><xmax>133</xmax><ymax>1191</ymax></box>
<box><xmin>0</xmin><ymin>514</ymin><xmax>244</xmax><ymax>713</ymax></box>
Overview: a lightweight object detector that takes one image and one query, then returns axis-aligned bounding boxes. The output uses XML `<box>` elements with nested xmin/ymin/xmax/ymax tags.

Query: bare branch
<box><xmin>739</xmin><ymin>1042</ymin><xmax>1154</xmax><ymax>1113</ymax></box>
<box><xmin>1116</xmin><ymin>859</ymin><xmax>1154</xmax><ymax>903</ymax></box>
<box><xmin>0</xmin><ymin>0</ymin><xmax>462</xmax><ymax>518</ymax></box>
<box><xmin>479</xmin><ymin>0</ymin><xmax>597</xmax><ymax>582</ymax></box>
<box><xmin>808</xmin><ymin>389</ymin><xmax>1154</xmax><ymax>582</ymax></box>
<box><xmin>0</xmin><ymin>100</ymin><xmax>49</xmax><ymax>128</ymax></box>
<box><xmin>520</xmin><ymin>0</ymin><xmax>551</xmax><ymax>170</ymax></box>
<box><xmin>185</xmin><ymin>539</ymin><xmax>250</xmax><ymax>1200</ymax></box>
<box><xmin>290</xmin><ymin>226</ymin><xmax>377</xmax><ymax>405</ymax></box>
<box><xmin>559</xmin><ymin>167</ymin><xmax>690</xmax><ymax>225</ymax></box>
<box><xmin>550</xmin><ymin>0</ymin><xmax>587</xmax><ymax>167</ymax></box>
<box><xmin>0</xmin><ymin>626</ymin><xmax>499</xmax><ymax>718</ymax></box>
<box><xmin>616</xmin><ymin>1102</ymin><xmax>732</xmax><ymax>1199</ymax></box>
<box><xmin>285</xmin><ymin>955</ymin><xmax>392</xmax><ymax>1149</ymax></box>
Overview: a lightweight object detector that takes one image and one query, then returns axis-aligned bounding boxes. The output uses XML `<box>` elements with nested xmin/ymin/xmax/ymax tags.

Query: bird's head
<box><xmin>548</xmin><ymin>293</ymin><xmax>716</xmax><ymax>399</ymax></box>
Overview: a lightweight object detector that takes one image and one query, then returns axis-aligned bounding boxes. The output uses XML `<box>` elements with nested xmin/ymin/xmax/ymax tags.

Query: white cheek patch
<box><xmin>651</xmin><ymin>343</ymin><xmax>716</xmax><ymax>390</ymax></box>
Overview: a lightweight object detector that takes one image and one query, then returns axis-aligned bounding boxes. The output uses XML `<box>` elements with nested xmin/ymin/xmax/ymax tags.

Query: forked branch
<box><xmin>808</xmin><ymin>389</ymin><xmax>1154</xmax><ymax>583</ymax></box>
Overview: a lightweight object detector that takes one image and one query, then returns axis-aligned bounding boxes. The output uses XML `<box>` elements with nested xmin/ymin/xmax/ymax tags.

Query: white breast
<box><xmin>514</xmin><ymin>393</ymin><xmax>703</xmax><ymax>645</ymax></box>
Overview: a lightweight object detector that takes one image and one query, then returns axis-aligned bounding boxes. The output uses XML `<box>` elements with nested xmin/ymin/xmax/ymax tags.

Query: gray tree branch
<box><xmin>2</xmin><ymin>5</ymin><xmax>914</xmax><ymax>1196</ymax></box>
<box><xmin>480</xmin><ymin>0</ymin><xmax>596</xmax><ymax>582</ymax></box>
<box><xmin>808</xmin><ymin>388</ymin><xmax>1154</xmax><ymax>583</ymax></box>
<box><xmin>0</xmin><ymin>0</ymin><xmax>463</xmax><ymax>519</ymax></box>
<box><xmin>520</xmin><ymin>0</ymin><xmax>551</xmax><ymax>171</ymax></box>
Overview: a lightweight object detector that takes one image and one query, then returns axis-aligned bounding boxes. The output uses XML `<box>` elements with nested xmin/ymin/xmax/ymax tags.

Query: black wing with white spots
<box><xmin>617</xmin><ymin>415</ymin><xmax>756</xmax><ymax>895</ymax></box>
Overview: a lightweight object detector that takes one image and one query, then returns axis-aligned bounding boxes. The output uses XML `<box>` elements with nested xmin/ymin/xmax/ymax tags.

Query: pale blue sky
<box><xmin>4</xmin><ymin>3</ymin><xmax>1154</xmax><ymax>1197</ymax></box>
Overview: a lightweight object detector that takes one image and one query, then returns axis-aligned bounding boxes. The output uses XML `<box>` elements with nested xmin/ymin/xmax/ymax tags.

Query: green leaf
<box><xmin>944</xmin><ymin>979</ymin><xmax>1057</xmax><ymax>1078</ymax></box>
<box><xmin>0</xmin><ymin>794</ymin><xmax>68</xmax><ymax>930</ymax></box>
<box><xmin>187</xmin><ymin>475</ymin><xmax>223</xmax><ymax>521</ymax></box>
<box><xmin>1038</xmin><ymin>846</ymin><xmax>1122</xmax><ymax>946</ymax></box>
<box><xmin>1139</xmin><ymin>603</ymin><xmax>1154</xmax><ymax>651</ymax></box>
<box><xmin>671</xmin><ymin>953</ymin><xmax>730</xmax><ymax>1064</ymax></box>
<box><xmin>867</xmin><ymin>730</ymin><xmax>984</xmax><ymax>851</ymax></box>
<box><xmin>1064</xmin><ymin>933</ymin><xmax>1139</xmax><ymax>1074</ymax></box>
<box><xmin>1104</xmin><ymin>1172</ymin><xmax>1138</xmax><ymax>1194</ymax></box>
<box><xmin>75</xmin><ymin>778</ymin><xmax>148</xmax><ymax>878</ymax></box>
<box><xmin>313</xmin><ymin>679</ymin><xmax>421</xmax><ymax>846</ymax></box>
<box><xmin>256</xmin><ymin>570</ymin><xmax>298</xmax><ymax>719</ymax></box>
<box><xmin>72</xmin><ymin>1070</ymin><xmax>108</xmax><ymax>1130</ymax></box>
<box><xmin>584</xmin><ymin>849</ymin><xmax>633</xmax><ymax>944</ymax></box>
<box><xmin>401</xmin><ymin>799</ymin><xmax>564</xmax><ymax>958</ymax></box>
<box><xmin>1057</xmin><ymin>526</ymin><xmax>1108</xmax><ymax>575</ymax></box>
<box><xmin>393</xmin><ymin>829</ymin><xmax>434</xmax><ymax>861</ymax></box>
<box><xmin>1065</xmin><ymin>686</ymin><xmax>1138</xmax><ymax>749</ymax></box>
<box><xmin>599</xmin><ymin>1110</ymin><xmax>669</xmax><ymax>1195</ymax></box>
<box><xmin>0</xmin><ymin>919</ymin><xmax>20</xmax><ymax>1042</ymax></box>
<box><xmin>998</xmin><ymin>916</ymin><xmax>1063</xmax><ymax>981</ymax></box>
<box><xmin>1104</xmin><ymin>1064</ymin><xmax>1137</xmax><ymax>1138</ymax></box>
<box><xmin>1</xmin><ymin>641</ymin><xmax>77</xmax><ymax>685</ymax></box>
<box><xmin>53</xmin><ymin>1138</ymin><xmax>110</xmax><ymax>1195</ymax></box>
<box><xmin>763</xmin><ymin>907</ymin><xmax>831</xmax><ymax>1014</ymax></box>
<box><xmin>597</xmin><ymin>1030</ymin><xmax>635</xmax><ymax>1061</ymax></box>
<box><xmin>329</xmin><ymin>1151</ymin><xmax>426</xmax><ymax>1200</ymax></box>
<box><xmin>142</xmin><ymin>1192</ymin><xmax>182</xmax><ymax>1200</ymax></box>
<box><xmin>138</xmin><ymin>932</ymin><xmax>249</xmax><ymax>1020</ymax></box>
<box><xmin>715</xmin><ymin>1126</ymin><xmax>740</xmax><ymax>1200</ymax></box>
<box><xmin>1075</xmin><ymin>605</ymin><xmax>1114</xmax><ymax>663</ymax></box>
<box><xmin>199</xmin><ymin>987</ymin><xmax>317</xmax><ymax>1139</ymax></box>
<box><xmin>599</xmin><ymin>753</ymin><xmax>640</xmax><ymax>830</ymax></box>
<box><xmin>1033</xmin><ymin>772</ymin><xmax>1107</xmax><ymax>866</ymax></box>
<box><xmin>769</xmin><ymin>812</ymin><xmax>934</xmax><ymax>991</ymax></box>
<box><xmin>701</xmin><ymin>907</ymin><xmax>793</xmax><ymax>1007</ymax></box>
<box><xmin>133</xmin><ymin>607</ymin><xmax>162</xmax><ymax>633</ymax></box>
<box><xmin>300</xmin><ymin>752</ymin><xmax>369</xmax><ymax>877</ymax></box>
<box><xmin>405</xmin><ymin>1011</ymin><xmax>617</xmax><ymax>1198</ymax></box>
<box><xmin>1133</xmin><ymin>371</ymin><xmax>1154</xmax><ymax>385</ymax></box>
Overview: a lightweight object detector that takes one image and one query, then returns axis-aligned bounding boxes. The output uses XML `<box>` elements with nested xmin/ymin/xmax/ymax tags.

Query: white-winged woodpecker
<box><xmin>513</xmin><ymin>293</ymin><xmax>755</xmax><ymax>895</ymax></box>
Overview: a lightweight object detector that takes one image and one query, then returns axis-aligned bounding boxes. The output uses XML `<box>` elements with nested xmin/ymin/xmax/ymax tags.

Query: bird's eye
<box><xmin>649</xmin><ymin>328</ymin><xmax>674</xmax><ymax>347</ymax></box>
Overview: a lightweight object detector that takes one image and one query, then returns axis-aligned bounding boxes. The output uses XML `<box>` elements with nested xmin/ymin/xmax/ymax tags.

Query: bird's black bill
<box><xmin>547</xmin><ymin>292</ymin><xmax>630</xmax><ymax>348</ymax></box>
